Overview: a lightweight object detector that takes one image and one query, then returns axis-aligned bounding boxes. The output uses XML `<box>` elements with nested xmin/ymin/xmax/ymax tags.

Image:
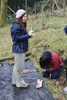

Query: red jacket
<box><xmin>47</xmin><ymin>52</ymin><xmax>62</xmax><ymax>72</ymax></box>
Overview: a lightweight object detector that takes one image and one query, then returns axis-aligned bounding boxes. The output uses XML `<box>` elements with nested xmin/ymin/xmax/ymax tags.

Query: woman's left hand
<box><xmin>42</xmin><ymin>69</ymin><xmax>46</xmax><ymax>72</ymax></box>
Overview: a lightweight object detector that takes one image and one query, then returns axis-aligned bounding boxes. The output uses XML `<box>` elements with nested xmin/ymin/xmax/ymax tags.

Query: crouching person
<box><xmin>39</xmin><ymin>51</ymin><xmax>63</xmax><ymax>79</ymax></box>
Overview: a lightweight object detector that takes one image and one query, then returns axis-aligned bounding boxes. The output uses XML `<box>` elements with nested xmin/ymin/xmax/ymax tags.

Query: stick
<box><xmin>7</xmin><ymin>6</ymin><xmax>16</xmax><ymax>15</ymax></box>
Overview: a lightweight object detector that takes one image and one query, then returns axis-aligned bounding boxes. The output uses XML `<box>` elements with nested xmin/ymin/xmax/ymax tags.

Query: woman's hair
<box><xmin>39</xmin><ymin>53</ymin><xmax>51</xmax><ymax>69</ymax></box>
<box><xmin>16</xmin><ymin>13</ymin><xmax>26</xmax><ymax>28</ymax></box>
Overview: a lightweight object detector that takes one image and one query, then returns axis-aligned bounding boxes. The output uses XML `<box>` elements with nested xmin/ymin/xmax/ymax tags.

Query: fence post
<box><xmin>25</xmin><ymin>0</ymin><xmax>28</xmax><ymax>19</ymax></box>
<box><xmin>42</xmin><ymin>3</ymin><xmax>44</xmax><ymax>27</ymax></box>
<box><xmin>35</xmin><ymin>3</ymin><xmax>36</xmax><ymax>19</ymax></box>
<box><xmin>52</xmin><ymin>0</ymin><xmax>54</xmax><ymax>14</ymax></box>
<box><xmin>63</xmin><ymin>0</ymin><xmax>65</xmax><ymax>17</ymax></box>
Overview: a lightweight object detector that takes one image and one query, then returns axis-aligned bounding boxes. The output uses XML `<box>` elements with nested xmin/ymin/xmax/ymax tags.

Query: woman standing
<box><xmin>11</xmin><ymin>9</ymin><xmax>34</xmax><ymax>87</ymax></box>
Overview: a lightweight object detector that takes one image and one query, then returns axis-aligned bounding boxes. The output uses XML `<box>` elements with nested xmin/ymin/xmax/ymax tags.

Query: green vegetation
<box><xmin>0</xmin><ymin>15</ymin><xmax>67</xmax><ymax>99</ymax></box>
<box><xmin>7</xmin><ymin>0</ymin><xmax>43</xmax><ymax>13</ymax></box>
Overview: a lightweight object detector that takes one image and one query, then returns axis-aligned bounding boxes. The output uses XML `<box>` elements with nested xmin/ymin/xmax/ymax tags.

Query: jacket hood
<box><xmin>13</xmin><ymin>20</ymin><xmax>17</xmax><ymax>24</ymax></box>
<box><xmin>43</xmin><ymin>51</ymin><xmax>52</xmax><ymax>59</ymax></box>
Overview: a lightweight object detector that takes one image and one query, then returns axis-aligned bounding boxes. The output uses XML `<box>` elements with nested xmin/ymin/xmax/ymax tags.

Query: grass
<box><xmin>0</xmin><ymin>14</ymin><xmax>67</xmax><ymax>99</ymax></box>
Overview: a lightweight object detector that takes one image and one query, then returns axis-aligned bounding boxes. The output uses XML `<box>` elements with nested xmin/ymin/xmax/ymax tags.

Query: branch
<box><xmin>7</xmin><ymin>6</ymin><xmax>16</xmax><ymax>15</ymax></box>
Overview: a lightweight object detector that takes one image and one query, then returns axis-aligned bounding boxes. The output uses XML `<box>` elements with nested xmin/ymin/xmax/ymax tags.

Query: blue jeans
<box><xmin>43</xmin><ymin>63</ymin><xmax>63</xmax><ymax>79</ymax></box>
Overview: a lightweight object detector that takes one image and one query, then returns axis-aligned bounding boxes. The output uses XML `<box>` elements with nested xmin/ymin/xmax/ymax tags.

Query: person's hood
<box><xmin>43</xmin><ymin>51</ymin><xmax>52</xmax><ymax>59</ymax></box>
<box><xmin>13</xmin><ymin>20</ymin><xmax>17</xmax><ymax>24</ymax></box>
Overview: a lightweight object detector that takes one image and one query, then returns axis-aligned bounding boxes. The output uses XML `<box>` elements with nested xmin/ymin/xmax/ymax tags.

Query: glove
<box><xmin>29</xmin><ymin>31</ymin><xmax>32</xmax><ymax>36</ymax></box>
<box><xmin>29</xmin><ymin>30</ymin><xmax>34</xmax><ymax>36</ymax></box>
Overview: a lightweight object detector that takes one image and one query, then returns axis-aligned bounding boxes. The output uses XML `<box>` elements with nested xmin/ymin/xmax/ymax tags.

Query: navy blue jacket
<box><xmin>11</xmin><ymin>20</ymin><xmax>31</xmax><ymax>53</ymax></box>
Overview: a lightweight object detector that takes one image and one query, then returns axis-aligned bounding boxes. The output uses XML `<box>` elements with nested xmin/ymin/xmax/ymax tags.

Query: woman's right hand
<box><xmin>29</xmin><ymin>30</ymin><xmax>34</xmax><ymax>37</ymax></box>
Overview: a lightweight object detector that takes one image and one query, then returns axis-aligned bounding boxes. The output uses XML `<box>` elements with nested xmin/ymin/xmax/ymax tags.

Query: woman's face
<box><xmin>22</xmin><ymin>14</ymin><xmax>27</xmax><ymax>23</ymax></box>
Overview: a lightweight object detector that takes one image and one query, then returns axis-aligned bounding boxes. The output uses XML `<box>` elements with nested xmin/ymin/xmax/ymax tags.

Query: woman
<box><xmin>11</xmin><ymin>9</ymin><xmax>34</xmax><ymax>87</ymax></box>
<box><xmin>39</xmin><ymin>51</ymin><xmax>63</xmax><ymax>79</ymax></box>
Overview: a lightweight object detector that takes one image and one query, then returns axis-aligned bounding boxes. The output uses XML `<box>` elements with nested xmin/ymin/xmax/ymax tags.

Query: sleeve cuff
<box><xmin>45</xmin><ymin>68</ymin><xmax>50</xmax><ymax>72</ymax></box>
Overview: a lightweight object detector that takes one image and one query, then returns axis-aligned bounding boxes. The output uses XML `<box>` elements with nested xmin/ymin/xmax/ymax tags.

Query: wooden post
<box><xmin>54</xmin><ymin>0</ymin><xmax>63</xmax><ymax>16</ymax></box>
<box><xmin>35</xmin><ymin>3</ymin><xmax>36</xmax><ymax>19</ymax></box>
<box><xmin>56</xmin><ymin>0</ymin><xmax>58</xmax><ymax>4</ymax></box>
<box><xmin>63</xmin><ymin>0</ymin><xmax>65</xmax><ymax>17</ymax></box>
<box><xmin>37</xmin><ymin>0</ymin><xmax>50</xmax><ymax>17</ymax></box>
<box><xmin>52</xmin><ymin>0</ymin><xmax>54</xmax><ymax>14</ymax></box>
<box><xmin>25</xmin><ymin>0</ymin><xmax>28</xmax><ymax>19</ymax></box>
<box><xmin>42</xmin><ymin>3</ymin><xmax>44</xmax><ymax>26</ymax></box>
<box><xmin>37</xmin><ymin>16</ymin><xmax>38</xmax><ymax>24</ymax></box>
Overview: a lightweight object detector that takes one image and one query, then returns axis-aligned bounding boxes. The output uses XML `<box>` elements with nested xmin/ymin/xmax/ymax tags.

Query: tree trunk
<box><xmin>0</xmin><ymin>0</ymin><xmax>7</xmax><ymax>27</ymax></box>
